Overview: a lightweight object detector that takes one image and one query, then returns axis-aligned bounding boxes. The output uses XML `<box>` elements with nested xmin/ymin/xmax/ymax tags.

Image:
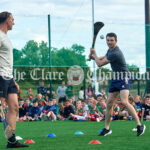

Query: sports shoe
<box><xmin>132</xmin><ymin>128</ymin><xmax>137</xmax><ymax>131</ymax></box>
<box><xmin>137</xmin><ymin>125</ymin><xmax>146</xmax><ymax>136</ymax></box>
<box><xmin>98</xmin><ymin>128</ymin><xmax>112</xmax><ymax>136</ymax></box>
<box><xmin>96</xmin><ymin>118</ymin><xmax>100</xmax><ymax>122</ymax></box>
<box><xmin>7</xmin><ymin>141</ymin><xmax>29</xmax><ymax>148</ymax></box>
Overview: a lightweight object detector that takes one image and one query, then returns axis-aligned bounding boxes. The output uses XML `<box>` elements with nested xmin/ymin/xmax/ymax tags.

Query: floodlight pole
<box><xmin>92</xmin><ymin>0</ymin><xmax>97</xmax><ymax>93</ymax></box>
<box><xmin>48</xmin><ymin>14</ymin><xmax>52</xmax><ymax>98</ymax></box>
<box><xmin>145</xmin><ymin>0</ymin><xmax>150</xmax><ymax>94</ymax></box>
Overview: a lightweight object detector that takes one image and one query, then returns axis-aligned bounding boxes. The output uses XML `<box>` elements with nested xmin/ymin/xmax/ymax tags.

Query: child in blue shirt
<box><xmin>27</xmin><ymin>100</ymin><xmax>41</xmax><ymax>121</ymax></box>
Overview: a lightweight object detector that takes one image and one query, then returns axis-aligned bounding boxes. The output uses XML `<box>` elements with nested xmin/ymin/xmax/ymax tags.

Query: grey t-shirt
<box><xmin>106</xmin><ymin>46</ymin><xmax>128</xmax><ymax>72</ymax></box>
<box><xmin>56</xmin><ymin>86</ymin><xmax>67</xmax><ymax>98</ymax></box>
<box><xmin>0</xmin><ymin>30</ymin><xmax>13</xmax><ymax>78</ymax></box>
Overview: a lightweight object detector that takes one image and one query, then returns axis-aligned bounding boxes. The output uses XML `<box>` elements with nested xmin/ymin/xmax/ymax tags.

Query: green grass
<box><xmin>0</xmin><ymin>121</ymin><xmax>150</xmax><ymax>150</ymax></box>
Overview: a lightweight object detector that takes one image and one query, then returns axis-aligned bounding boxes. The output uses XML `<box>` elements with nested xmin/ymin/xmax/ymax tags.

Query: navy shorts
<box><xmin>109</xmin><ymin>77</ymin><xmax>130</xmax><ymax>93</ymax></box>
<box><xmin>0</xmin><ymin>76</ymin><xmax>18</xmax><ymax>98</ymax></box>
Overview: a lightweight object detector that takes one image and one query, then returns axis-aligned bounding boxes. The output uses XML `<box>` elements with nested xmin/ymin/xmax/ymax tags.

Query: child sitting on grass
<box><xmin>26</xmin><ymin>100</ymin><xmax>41</xmax><ymax>121</ymax></box>
<box><xmin>36</xmin><ymin>94</ymin><xmax>44</xmax><ymax>108</ymax></box>
<box><xmin>70</xmin><ymin>100</ymin><xmax>85</xmax><ymax>120</ymax></box>
<box><xmin>134</xmin><ymin>95</ymin><xmax>142</xmax><ymax>118</ymax></box>
<box><xmin>18</xmin><ymin>99</ymin><xmax>26</xmax><ymax>121</ymax></box>
<box><xmin>58</xmin><ymin>100</ymin><xmax>74</xmax><ymax>120</ymax></box>
<box><xmin>82</xmin><ymin>100</ymin><xmax>89</xmax><ymax>118</ymax></box>
<box><xmin>40</xmin><ymin>100</ymin><xmax>54</xmax><ymax>120</ymax></box>
<box><xmin>87</xmin><ymin>97</ymin><xmax>94</xmax><ymax>110</ymax></box>
<box><xmin>112</xmin><ymin>102</ymin><xmax>120</xmax><ymax>120</ymax></box>
<box><xmin>97</xmin><ymin>98</ymin><xmax>106</xmax><ymax>120</ymax></box>
<box><xmin>0</xmin><ymin>102</ymin><xmax>8</xmax><ymax>122</ymax></box>
<box><xmin>87</xmin><ymin>99</ymin><xmax>101</xmax><ymax>122</ymax></box>
<box><xmin>141</xmin><ymin>96</ymin><xmax>150</xmax><ymax>121</ymax></box>
<box><xmin>58</xmin><ymin>103</ymin><xmax>64</xmax><ymax>117</ymax></box>
<box><xmin>68</xmin><ymin>97</ymin><xmax>75</xmax><ymax>109</ymax></box>
<box><xmin>52</xmin><ymin>97</ymin><xmax>59</xmax><ymax>116</ymax></box>
<box><xmin>47</xmin><ymin>100</ymin><xmax>58</xmax><ymax>121</ymax></box>
<box><xmin>27</xmin><ymin>88</ymin><xmax>33</xmax><ymax>102</ymax></box>
<box><xmin>23</xmin><ymin>98</ymin><xmax>32</xmax><ymax>120</ymax></box>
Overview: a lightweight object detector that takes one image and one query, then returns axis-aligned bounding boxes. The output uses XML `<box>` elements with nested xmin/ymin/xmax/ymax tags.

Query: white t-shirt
<box><xmin>79</xmin><ymin>90</ymin><xmax>84</xmax><ymax>99</ymax></box>
<box><xmin>83</xmin><ymin>104</ymin><xmax>89</xmax><ymax>117</ymax></box>
<box><xmin>0</xmin><ymin>30</ymin><xmax>13</xmax><ymax>78</ymax></box>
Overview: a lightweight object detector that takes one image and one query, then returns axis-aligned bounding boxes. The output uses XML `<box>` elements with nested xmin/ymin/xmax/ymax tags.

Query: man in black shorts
<box><xmin>0</xmin><ymin>11</ymin><xmax>28</xmax><ymax>148</ymax></box>
<box><xmin>89</xmin><ymin>32</ymin><xmax>146</xmax><ymax>136</ymax></box>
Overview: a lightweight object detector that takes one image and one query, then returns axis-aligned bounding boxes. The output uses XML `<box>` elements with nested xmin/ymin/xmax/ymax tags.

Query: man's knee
<box><xmin>9</xmin><ymin>103</ymin><xmax>19</xmax><ymax>113</ymax></box>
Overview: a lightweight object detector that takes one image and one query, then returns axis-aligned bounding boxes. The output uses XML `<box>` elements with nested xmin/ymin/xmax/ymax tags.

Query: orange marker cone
<box><xmin>24</xmin><ymin>139</ymin><xmax>35</xmax><ymax>144</ymax></box>
<box><xmin>89</xmin><ymin>140</ymin><xmax>101</xmax><ymax>144</ymax></box>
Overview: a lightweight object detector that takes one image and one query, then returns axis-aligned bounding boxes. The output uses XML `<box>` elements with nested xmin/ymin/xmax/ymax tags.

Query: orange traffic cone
<box><xmin>24</xmin><ymin>139</ymin><xmax>35</xmax><ymax>144</ymax></box>
<box><xmin>89</xmin><ymin>140</ymin><xmax>101</xmax><ymax>144</ymax></box>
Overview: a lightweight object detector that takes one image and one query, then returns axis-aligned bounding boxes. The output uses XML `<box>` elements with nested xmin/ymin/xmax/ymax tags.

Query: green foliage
<box><xmin>39</xmin><ymin>41</ymin><xmax>49</xmax><ymax>66</ymax></box>
<box><xmin>52</xmin><ymin>47</ymin><xmax>87</xmax><ymax>67</ymax></box>
<box><xmin>127</xmin><ymin>64</ymin><xmax>139</xmax><ymax>73</ymax></box>
<box><xmin>13</xmin><ymin>41</ymin><xmax>87</xmax><ymax>67</ymax></box>
<box><xmin>71</xmin><ymin>44</ymin><xmax>85</xmax><ymax>55</ymax></box>
<box><xmin>21</xmin><ymin>40</ymin><xmax>40</xmax><ymax>66</ymax></box>
<box><xmin>13</xmin><ymin>48</ymin><xmax>23</xmax><ymax>65</ymax></box>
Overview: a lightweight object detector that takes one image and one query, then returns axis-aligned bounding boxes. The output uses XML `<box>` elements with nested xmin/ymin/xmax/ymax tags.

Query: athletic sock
<box><xmin>8</xmin><ymin>133</ymin><xmax>17</xmax><ymax>144</ymax></box>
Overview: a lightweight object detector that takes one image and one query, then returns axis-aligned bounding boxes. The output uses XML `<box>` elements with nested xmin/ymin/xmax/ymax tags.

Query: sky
<box><xmin>0</xmin><ymin>0</ymin><xmax>146</xmax><ymax>72</ymax></box>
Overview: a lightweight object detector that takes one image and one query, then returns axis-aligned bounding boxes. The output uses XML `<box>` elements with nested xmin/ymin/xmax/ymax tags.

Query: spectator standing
<box><xmin>86</xmin><ymin>86</ymin><xmax>93</xmax><ymax>99</ymax></box>
<box><xmin>56</xmin><ymin>81</ymin><xmax>67</xmax><ymax>103</ymax></box>
<box><xmin>78</xmin><ymin>87</ymin><xmax>84</xmax><ymax>100</ymax></box>
<box><xmin>37</xmin><ymin>81</ymin><xmax>47</xmax><ymax>96</ymax></box>
<box><xmin>66</xmin><ymin>81</ymin><xmax>74</xmax><ymax>99</ymax></box>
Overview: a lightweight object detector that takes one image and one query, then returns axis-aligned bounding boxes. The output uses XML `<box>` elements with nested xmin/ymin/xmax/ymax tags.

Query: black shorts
<box><xmin>109</xmin><ymin>75</ymin><xmax>130</xmax><ymax>93</ymax></box>
<box><xmin>0</xmin><ymin>76</ymin><xmax>18</xmax><ymax>98</ymax></box>
<box><xmin>58</xmin><ymin>97</ymin><xmax>66</xmax><ymax>103</ymax></box>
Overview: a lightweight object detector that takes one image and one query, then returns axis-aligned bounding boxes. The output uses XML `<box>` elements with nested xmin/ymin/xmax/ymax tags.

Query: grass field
<box><xmin>0</xmin><ymin>121</ymin><xmax>150</xmax><ymax>150</ymax></box>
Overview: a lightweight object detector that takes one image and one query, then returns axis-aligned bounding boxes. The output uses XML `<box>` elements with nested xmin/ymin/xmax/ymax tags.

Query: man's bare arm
<box><xmin>13</xmin><ymin>79</ymin><xmax>20</xmax><ymax>91</ymax></box>
<box><xmin>89</xmin><ymin>48</ymin><xmax>109</xmax><ymax>67</ymax></box>
<box><xmin>99</xmin><ymin>56</ymin><xmax>105</xmax><ymax>60</ymax></box>
<box><xmin>94</xmin><ymin>56</ymin><xmax>110</xmax><ymax>67</ymax></box>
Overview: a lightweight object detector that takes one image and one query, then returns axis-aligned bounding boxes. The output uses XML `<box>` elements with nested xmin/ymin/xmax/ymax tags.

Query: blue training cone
<box><xmin>99</xmin><ymin>129</ymin><xmax>103</xmax><ymax>133</ymax></box>
<box><xmin>75</xmin><ymin>131</ymin><xmax>84</xmax><ymax>135</ymax></box>
<box><xmin>47</xmin><ymin>133</ymin><xmax>56</xmax><ymax>137</ymax></box>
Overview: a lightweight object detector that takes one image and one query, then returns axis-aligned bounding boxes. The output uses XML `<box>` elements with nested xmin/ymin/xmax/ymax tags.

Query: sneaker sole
<box><xmin>138</xmin><ymin>125</ymin><xmax>146</xmax><ymax>136</ymax></box>
<box><xmin>104</xmin><ymin>130</ymin><xmax>112</xmax><ymax>136</ymax></box>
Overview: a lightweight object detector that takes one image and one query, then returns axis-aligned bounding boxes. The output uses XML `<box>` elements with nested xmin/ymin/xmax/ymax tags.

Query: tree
<box><xmin>21</xmin><ymin>40</ymin><xmax>40</xmax><ymax>66</ymax></box>
<box><xmin>13</xmin><ymin>41</ymin><xmax>87</xmax><ymax>67</ymax></box>
<box><xmin>51</xmin><ymin>44</ymin><xmax>87</xmax><ymax>67</ymax></box>
<box><xmin>71</xmin><ymin>44</ymin><xmax>85</xmax><ymax>55</ymax></box>
<box><xmin>39</xmin><ymin>41</ymin><xmax>49</xmax><ymax>66</ymax></box>
<box><xmin>13</xmin><ymin>48</ymin><xmax>23</xmax><ymax>66</ymax></box>
<box><xmin>127</xmin><ymin>64</ymin><xmax>139</xmax><ymax>74</ymax></box>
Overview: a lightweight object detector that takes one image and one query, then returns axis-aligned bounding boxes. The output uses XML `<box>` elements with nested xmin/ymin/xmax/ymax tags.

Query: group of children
<box><xmin>17</xmin><ymin>93</ymin><xmax>150</xmax><ymax>122</ymax></box>
<box><xmin>18</xmin><ymin>96</ymin><xmax>59</xmax><ymax>121</ymax></box>
<box><xmin>1</xmin><ymin>91</ymin><xmax>150</xmax><ymax>122</ymax></box>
